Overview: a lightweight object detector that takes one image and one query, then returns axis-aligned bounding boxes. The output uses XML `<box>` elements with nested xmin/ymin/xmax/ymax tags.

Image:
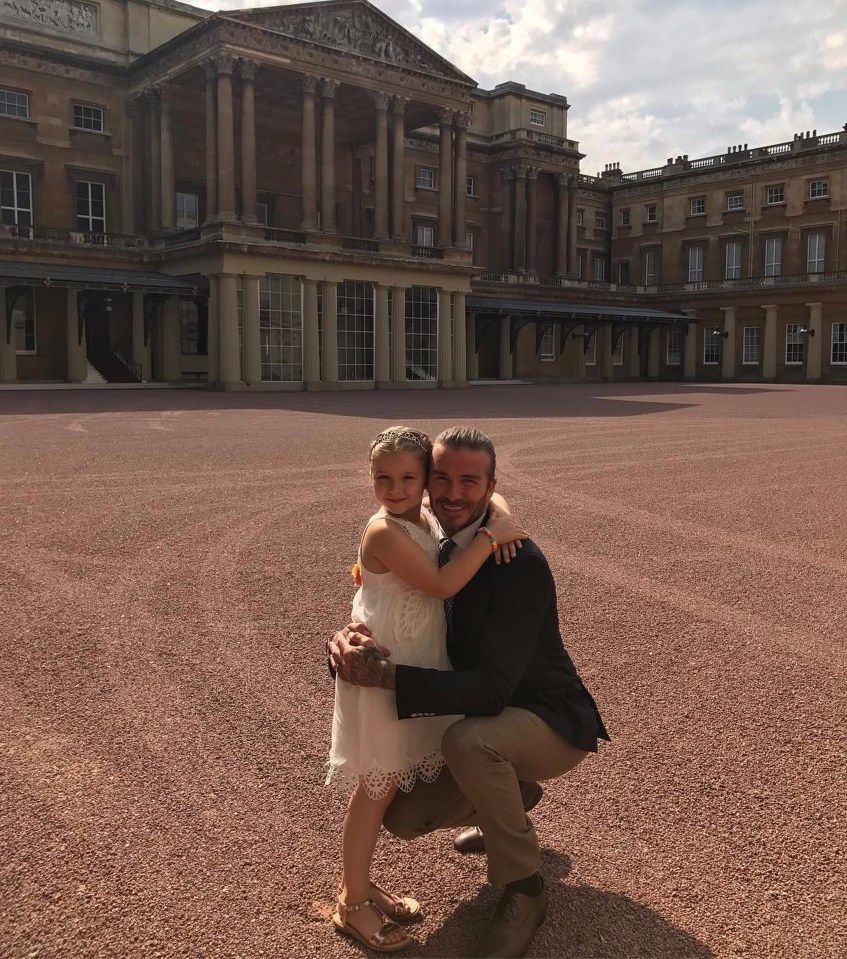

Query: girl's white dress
<box><xmin>326</xmin><ymin>508</ymin><xmax>461</xmax><ymax>799</ymax></box>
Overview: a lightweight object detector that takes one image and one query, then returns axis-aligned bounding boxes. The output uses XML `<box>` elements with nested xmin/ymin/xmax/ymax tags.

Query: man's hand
<box><xmin>327</xmin><ymin>623</ymin><xmax>395</xmax><ymax>689</ymax></box>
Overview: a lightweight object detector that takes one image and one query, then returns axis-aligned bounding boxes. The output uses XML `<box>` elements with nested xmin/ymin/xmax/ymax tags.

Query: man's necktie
<box><xmin>438</xmin><ymin>537</ymin><xmax>457</xmax><ymax>640</ymax></box>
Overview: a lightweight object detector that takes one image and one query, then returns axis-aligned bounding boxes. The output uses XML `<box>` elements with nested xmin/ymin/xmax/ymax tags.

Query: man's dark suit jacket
<box><xmin>394</xmin><ymin>538</ymin><xmax>609</xmax><ymax>753</ymax></box>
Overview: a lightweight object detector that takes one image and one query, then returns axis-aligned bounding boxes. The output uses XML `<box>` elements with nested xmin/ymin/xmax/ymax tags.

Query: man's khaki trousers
<box><xmin>383</xmin><ymin>707</ymin><xmax>588</xmax><ymax>886</ymax></box>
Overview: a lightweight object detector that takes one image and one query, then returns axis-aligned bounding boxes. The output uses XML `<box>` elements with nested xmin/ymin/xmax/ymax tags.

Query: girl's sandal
<box><xmin>370</xmin><ymin>881</ymin><xmax>423</xmax><ymax>923</ymax></box>
<box><xmin>332</xmin><ymin>898</ymin><xmax>411</xmax><ymax>953</ymax></box>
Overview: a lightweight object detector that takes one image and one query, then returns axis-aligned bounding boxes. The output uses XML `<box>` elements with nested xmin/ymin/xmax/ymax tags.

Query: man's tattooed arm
<box><xmin>337</xmin><ymin>645</ymin><xmax>396</xmax><ymax>689</ymax></box>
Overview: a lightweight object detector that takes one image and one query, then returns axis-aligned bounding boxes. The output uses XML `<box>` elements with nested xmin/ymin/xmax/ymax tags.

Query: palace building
<box><xmin>1</xmin><ymin>0</ymin><xmax>845</xmax><ymax>388</ymax></box>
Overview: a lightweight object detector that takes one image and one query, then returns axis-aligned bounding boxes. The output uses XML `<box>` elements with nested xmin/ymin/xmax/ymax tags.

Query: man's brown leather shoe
<box><xmin>471</xmin><ymin>881</ymin><xmax>549</xmax><ymax>958</ymax></box>
<box><xmin>453</xmin><ymin>782</ymin><xmax>543</xmax><ymax>855</ymax></box>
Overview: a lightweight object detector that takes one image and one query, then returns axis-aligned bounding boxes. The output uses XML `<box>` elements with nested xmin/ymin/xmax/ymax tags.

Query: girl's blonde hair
<box><xmin>369</xmin><ymin>426</ymin><xmax>432</xmax><ymax>476</ymax></box>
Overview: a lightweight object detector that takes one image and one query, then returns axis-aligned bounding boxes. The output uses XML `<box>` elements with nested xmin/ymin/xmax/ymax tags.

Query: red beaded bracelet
<box><xmin>476</xmin><ymin>526</ymin><xmax>498</xmax><ymax>553</ymax></box>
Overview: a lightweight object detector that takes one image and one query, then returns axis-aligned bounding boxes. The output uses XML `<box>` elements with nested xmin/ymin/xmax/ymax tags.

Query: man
<box><xmin>330</xmin><ymin>426</ymin><xmax>608</xmax><ymax>958</ymax></box>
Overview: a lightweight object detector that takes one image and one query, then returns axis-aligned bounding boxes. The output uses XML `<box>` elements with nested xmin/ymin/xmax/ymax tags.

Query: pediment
<box><xmin>226</xmin><ymin>1</ymin><xmax>475</xmax><ymax>86</ymax></box>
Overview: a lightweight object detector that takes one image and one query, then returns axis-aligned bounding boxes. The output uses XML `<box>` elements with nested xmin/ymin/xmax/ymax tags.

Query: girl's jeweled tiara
<box><xmin>373</xmin><ymin>429</ymin><xmax>430</xmax><ymax>453</ymax></box>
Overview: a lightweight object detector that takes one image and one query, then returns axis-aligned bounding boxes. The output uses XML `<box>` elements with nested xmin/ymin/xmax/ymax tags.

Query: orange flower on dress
<box><xmin>351</xmin><ymin>562</ymin><xmax>363</xmax><ymax>587</ymax></box>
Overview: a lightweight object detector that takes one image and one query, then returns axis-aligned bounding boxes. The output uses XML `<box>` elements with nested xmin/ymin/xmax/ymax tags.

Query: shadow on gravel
<box><xmin>420</xmin><ymin>850</ymin><xmax>715</xmax><ymax>959</ymax></box>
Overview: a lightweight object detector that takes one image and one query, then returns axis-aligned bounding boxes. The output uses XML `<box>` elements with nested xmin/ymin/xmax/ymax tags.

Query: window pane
<box><xmin>259</xmin><ymin>275</ymin><xmax>303</xmax><ymax>381</ymax></box>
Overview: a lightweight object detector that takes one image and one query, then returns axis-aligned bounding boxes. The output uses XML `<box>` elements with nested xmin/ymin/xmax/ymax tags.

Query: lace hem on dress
<box><xmin>325</xmin><ymin>750</ymin><xmax>445</xmax><ymax>800</ymax></box>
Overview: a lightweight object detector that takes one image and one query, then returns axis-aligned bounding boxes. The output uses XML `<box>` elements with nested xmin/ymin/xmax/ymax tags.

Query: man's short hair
<box><xmin>434</xmin><ymin>426</ymin><xmax>496</xmax><ymax>481</ymax></box>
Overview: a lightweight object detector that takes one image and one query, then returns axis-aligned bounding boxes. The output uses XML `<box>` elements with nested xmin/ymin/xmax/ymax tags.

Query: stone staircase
<box><xmin>83</xmin><ymin>361</ymin><xmax>107</xmax><ymax>384</ymax></box>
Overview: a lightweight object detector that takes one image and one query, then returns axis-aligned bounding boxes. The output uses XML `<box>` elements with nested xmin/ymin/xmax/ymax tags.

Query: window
<box><xmin>584</xmin><ymin>330</ymin><xmax>597</xmax><ymax>365</ymax></box>
<box><xmin>465</xmin><ymin>176</ymin><xmax>476</xmax><ymax>196</ymax></box>
<box><xmin>0</xmin><ymin>89</ymin><xmax>29</xmax><ymax>119</ymax></box>
<box><xmin>539</xmin><ymin>325</ymin><xmax>555</xmax><ymax>362</ymax></box>
<box><xmin>176</xmin><ymin>192</ymin><xmax>199</xmax><ymax>229</ymax></box>
<box><xmin>595</xmin><ymin>213</ymin><xmax>608</xmax><ymax>230</ymax></box>
<box><xmin>414</xmin><ymin>224</ymin><xmax>434</xmax><ymax>247</ymax></box>
<box><xmin>689</xmin><ymin>197</ymin><xmax>706</xmax><ymax>216</ymax></box>
<box><xmin>688</xmin><ymin>245</ymin><xmax>704</xmax><ymax>282</ymax></box>
<box><xmin>261</xmin><ymin>274</ymin><xmax>303</xmax><ymax>381</ymax></box>
<box><xmin>576</xmin><ymin>254</ymin><xmax>583</xmax><ymax>279</ymax></box>
<box><xmin>73</xmin><ymin>103</ymin><xmax>104</xmax><ymax>132</ymax></box>
<box><xmin>529</xmin><ymin>109</ymin><xmax>546</xmax><ymax>127</ymax></box>
<box><xmin>807</xmin><ymin>233</ymin><xmax>826</xmax><ymax>272</ymax></box>
<box><xmin>576</xmin><ymin>208</ymin><xmax>584</xmax><ymax>226</ymax></box>
<box><xmin>256</xmin><ymin>202</ymin><xmax>269</xmax><ymax>226</ymax></box>
<box><xmin>404</xmin><ymin>286</ymin><xmax>438</xmax><ymax>381</ymax></box>
<box><xmin>809</xmin><ymin>179</ymin><xmax>829</xmax><ymax>199</ymax></box>
<box><xmin>617</xmin><ymin>260</ymin><xmax>631</xmax><ymax>285</ymax></box>
<box><xmin>785</xmin><ymin>324</ymin><xmax>804</xmax><ymax>365</ymax></box>
<box><xmin>620</xmin><ymin>208</ymin><xmax>631</xmax><ymax>227</ymax></box>
<box><xmin>832</xmin><ymin>323</ymin><xmax>847</xmax><ymax>364</ymax></box>
<box><xmin>725</xmin><ymin>241</ymin><xmax>742</xmax><ymax>279</ymax></box>
<box><xmin>179</xmin><ymin>300</ymin><xmax>207</xmax><ymax>355</ymax></box>
<box><xmin>764</xmin><ymin>237</ymin><xmax>782</xmax><ymax>277</ymax></box>
<box><xmin>12</xmin><ymin>288</ymin><xmax>35</xmax><ymax>353</ymax></box>
<box><xmin>666</xmin><ymin>329</ymin><xmax>682</xmax><ymax>365</ymax></box>
<box><xmin>645</xmin><ymin>204</ymin><xmax>658</xmax><ymax>223</ymax></box>
<box><xmin>644</xmin><ymin>250</ymin><xmax>658</xmax><ymax>285</ymax></box>
<box><xmin>743</xmin><ymin>326</ymin><xmax>761</xmax><ymax>365</ymax></box>
<box><xmin>703</xmin><ymin>329</ymin><xmax>720</xmax><ymax>365</ymax></box>
<box><xmin>76</xmin><ymin>181</ymin><xmax>105</xmax><ymax>233</ymax></box>
<box><xmin>592</xmin><ymin>257</ymin><xmax>606</xmax><ymax>281</ymax></box>
<box><xmin>415</xmin><ymin>167</ymin><xmax>435</xmax><ymax>190</ymax></box>
<box><xmin>612</xmin><ymin>332</ymin><xmax>624</xmax><ymax>366</ymax></box>
<box><xmin>0</xmin><ymin>170</ymin><xmax>32</xmax><ymax>226</ymax></box>
<box><xmin>766</xmin><ymin>185</ymin><xmax>784</xmax><ymax>205</ymax></box>
<box><xmin>726</xmin><ymin>191</ymin><xmax>744</xmax><ymax>211</ymax></box>
<box><xmin>465</xmin><ymin>230</ymin><xmax>474</xmax><ymax>252</ymax></box>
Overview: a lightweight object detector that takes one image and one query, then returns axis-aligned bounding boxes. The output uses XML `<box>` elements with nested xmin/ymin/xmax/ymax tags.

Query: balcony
<box><xmin>0</xmin><ymin>224</ymin><xmax>148</xmax><ymax>248</ymax></box>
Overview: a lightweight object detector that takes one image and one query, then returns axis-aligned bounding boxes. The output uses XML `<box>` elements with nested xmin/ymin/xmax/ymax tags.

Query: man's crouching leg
<box><xmin>383</xmin><ymin>764</ymin><xmax>477</xmax><ymax>840</ymax></box>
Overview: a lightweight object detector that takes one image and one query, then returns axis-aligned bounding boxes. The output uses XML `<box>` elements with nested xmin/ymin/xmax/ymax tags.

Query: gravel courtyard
<box><xmin>1</xmin><ymin>382</ymin><xmax>845</xmax><ymax>959</ymax></box>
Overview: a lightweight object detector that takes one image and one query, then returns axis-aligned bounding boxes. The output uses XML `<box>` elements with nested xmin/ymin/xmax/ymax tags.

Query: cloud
<box><xmin>188</xmin><ymin>1</ymin><xmax>847</xmax><ymax>171</ymax></box>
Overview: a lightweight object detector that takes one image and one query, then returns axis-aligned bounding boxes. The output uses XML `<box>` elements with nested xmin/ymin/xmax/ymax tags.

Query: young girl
<box><xmin>326</xmin><ymin>426</ymin><xmax>526</xmax><ymax>953</ymax></box>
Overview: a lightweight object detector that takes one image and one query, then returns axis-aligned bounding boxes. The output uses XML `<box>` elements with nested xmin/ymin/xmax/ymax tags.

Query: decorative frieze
<box><xmin>0</xmin><ymin>0</ymin><xmax>96</xmax><ymax>37</ymax></box>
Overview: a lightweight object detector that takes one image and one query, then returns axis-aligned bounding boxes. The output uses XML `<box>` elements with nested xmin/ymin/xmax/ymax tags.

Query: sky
<box><xmin>190</xmin><ymin>0</ymin><xmax>847</xmax><ymax>174</ymax></box>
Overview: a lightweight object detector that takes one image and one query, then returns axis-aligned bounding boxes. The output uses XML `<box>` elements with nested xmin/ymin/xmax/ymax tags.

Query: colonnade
<box><xmin>501</xmin><ymin>168</ymin><xmax>578</xmax><ymax>275</ymax></box>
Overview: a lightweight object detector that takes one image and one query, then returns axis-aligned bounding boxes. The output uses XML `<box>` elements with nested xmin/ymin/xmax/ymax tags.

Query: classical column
<box><xmin>438</xmin><ymin>289</ymin><xmax>453</xmax><ymax>386</ymax></box>
<box><xmin>501</xmin><ymin>167</ymin><xmax>515</xmax><ymax>270</ymax></box>
<box><xmin>526</xmin><ymin>167</ymin><xmax>539</xmax><ymax>274</ymax></box>
<box><xmin>320</xmin><ymin>79</ymin><xmax>339</xmax><ymax>234</ymax></box>
<box><xmin>555</xmin><ymin>174</ymin><xmax>569</xmax><ymax>276</ymax></box>
<box><xmin>513</xmin><ymin>166</ymin><xmax>528</xmax><ymax>273</ymax></box>
<box><xmin>243</xmin><ymin>276</ymin><xmax>261</xmax><ymax>383</ymax></box>
<box><xmin>147</xmin><ymin>88</ymin><xmax>161</xmax><ymax>232</ymax></box>
<box><xmin>499</xmin><ymin>314</ymin><xmax>512</xmax><ymax>379</ymax></box>
<box><xmin>647</xmin><ymin>328</ymin><xmax>661</xmax><ymax>378</ymax></box>
<box><xmin>720</xmin><ymin>306</ymin><xmax>737</xmax><ymax>379</ymax></box>
<box><xmin>453</xmin><ymin>112</ymin><xmax>469</xmax><ymax>248</ymax></box>
<box><xmin>131</xmin><ymin>292</ymin><xmax>151</xmax><ymax>381</ymax></box>
<box><xmin>206</xmin><ymin>276</ymin><xmax>219</xmax><ymax>383</ymax></box>
<box><xmin>300</xmin><ymin>76</ymin><xmax>318</xmax><ymax>230</ymax></box>
<box><xmin>805</xmin><ymin>302</ymin><xmax>823</xmax><ymax>381</ymax></box>
<box><xmin>437</xmin><ymin>109</ymin><xmax>453</xmax><ymax>247</ymax></box>
<box><xmin>239</xmin><ymin>60</ymin><xmax>260</xmax><ymax>224</ymax></box>
<box><xmin>66</xmin><ymin>290</ymin><xmax>86</xmax><ymax>382</ymax></box>
<box><xmin>158</xmin><ymin>84</ymin><xmax>175</xmax><ymax>230</ymax></box>
<box><xmin>390</xmin><ymin>286</ymin><xmax>406</xmax><ymax>381</ymax></box>
<box><xmin>600</xmin><ymin>325</ymin><xmax>614</xmax><ymax>380</ymax></box>
<box><xmin>683</xmin><ymin>317</ymin><xmax>698</xmax><ymax>379</ymax></box>
<box><xmin>217</xmin><ymin>275</ymin><xmax>240</xmax><ymax>387</ymax></box>
<box><xmin>566</xmin><ymin>175</ymin><xmax>578</xmax><ymax>274</ymax></box>
<box><xmin>762</xmin><ymin>304</ymin><xmax>778</xmax><ymax>379</ymax></box>
<box><xmin>301</xmin><ymin>279</ymin><xmax>320</xmax><ymax>388</ymax></box>
<box><xmin>371</xmin><ymin>93</ymin><xmax>389</xmax><ymax>241</ymax></box>
<box><xmin>390</xmin><ymin>97</ymin><xmax>407</xmax><ymax>240</ymax></box>
<box><xmin>453</xmin><ymin>292</ymin><xmax>467</xmax><ymax>384</ymax></box>
<box><xmin>576</xmin><ymin>326</ymin><xmax>587</xmax><ymax>378</ymax></box>
<box><xmin>374</xmin><ymin>284</ymin><xmax>391</xmax><ymax>385</ymax></box>
<box><xmin>466</xmin><ymin>312</ymin><xmax>479</xmax><ymax>379</ymax></box>
<box><xmin>125</xmin><ymin>97</ymin><xmax>144</xmax><ymax>235</ymax></box>
<box><xmin>161</xmin><ymin>297</ymin><xmax>182</xmax><ymax>382</ymax></box>
<box><xmin>203</xmin><ymin>60</ymin><xmax>217</xmax><ymax>223</ymax></box>
<box><xmin>0</xmin><ymin>288</ymin><xmax>16</xmax><ymax>382</ymax></box>
<box><xmin>215</xmin><ymin>54</ymin><xmax>237</xmax><ymax>221</ymax></box>
<box><xmin>628</xmin><ymin>326</ymin><xmax>641</xmax><ymax>378</ymax></box>
<box><xmin>321</xmin><ymin>280</ymin><xmax>339</xmax><ymax>381</ymax></box>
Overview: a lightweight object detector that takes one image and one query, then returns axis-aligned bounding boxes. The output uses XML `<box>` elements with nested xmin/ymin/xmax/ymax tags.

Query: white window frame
<box><xmin>464</xmin><ymin>230</ymin><xmax>474</xmax><ymax>251</ymax></box>
<box><xmin>465</xmin><ymin>175</ymin><xmax>475</xmax><ymax>196</ymax></box>
<box><xmin>576</xmin><ymin>208</ymin><xmax>584</xmax><ymax>226</ymax></box>
<box><xmin>766</xmin><ymin>185</ymin><xmax>785</xmax><ymax>205</ymax></box>
<box><xmin>688</xmin><ymin>245</ymin><xmax>704</xmax><ymax>283</ymax></box>
<box><xmin>726</xmin><ymin>191</ymin><xmax>744</xmax><ymax>211</ymax></box>
<box><xmin>620</xmin><ymin>208</ymin><xmax>631</xmax><ymax>226</ymax></box>
<box><xmin>809</xmin><ymin>179</ymin><xmax>828</xmax><ymax>199</ymax></box>
<box><xmin>764</xmin><ymin>237</ymin><xmax>782</xmax><ymax>277</ymax></box>
<box><xmin>617</xmin><ymin>260</ymin><xmax>631</xmax><ymax>286</ymax></box>
<box><xmin>72</xmin><ymin>102</ymin><xmax>104</xmax><ymax>132</ymax></box>
<box><xmin>612</xmin><ymin>331</ymin><xmax>624</xmax><ymax>366</ymax></box>
<box><xmin>785</xmin><ymin>324</ymin><xmax>804</xmax><ymax>365</ymax></box>
<box><xmin>176</xmin><ymin>191</ymin><xmax>199</xmax><ymax>229</ymax></box>
<box><xmin>645</xmin><ymin>204</ymin><xmax>658</xmax><ymax>223</ymax></box>
<box><xmin>584</xmin><ymin>330</ymin><xmax>597</xmax><ymax>365</ymax></box>
<box><xmin>592</xmin><ymin>256</ymin><xmax>606</xmax><ymax>282</ymax></box>
<box><xmin>644</xmin><ymin>250</ymin><xmax>658</xmax><ymax>285</ymax></box>
<box><xmin>595</xmin><ymin>212</ymin><xmax>608</xmax><ymax>230</ymax></box>
<box><xmin>0</xmin><ymin>170</ymin><xmax>33</xmax><ymax>226</ymax></box>
<box><xmin>0</xmin><ymin>89</ymin><xmax>29</xmax><ymax>119</ymax></box>
<box><xmin>539</xmin><ymin>325</ymin><xmax>555</xmax><ymax>362</ymax></box>
<box><xmin>256</xmin><ymin>202</ymin><xmax>269</xmax><ymax>226</ymax></box>
<box><xmin>12</xmin><ymin>288</ymin><xmax>36</xmax><ymax>354</ymax></box>
<box><xmin>689</xmin><ymin>197</ymin><xmax>706</xmax><ymax>216</ymax></box>
<box><xmin>415</xmin><ymin>167</ymin><xmax>435</xmax><ymax>191</ymax></box>
<box><xmin>75</xmin><ymin>180</ymin><xmax>106</xmax><ymax>233</ymax></box>
<box><xmin>807</xmin><ymin>233</ymin><xmax>826</xmax><ymax>273</ymax></box>
<box><xmin>529</xmin><ymin>109</ymin><xmax>546</xmax><ymax>127</ymax></box>
<box><xmin>576</xmin><ymin>254</ymin><xmax>583</xmax><ymax>279</ymax></box>
<box><xmin>725</xmin><ymin>241</ymin><xmax>742</xmax><ymax>280</ymax></box>
<box><xmin>414</xmin><ymin>223</ymin><xmax>435</xmax><ymax>247</ymax></box>
<box><xmin>666</xmin><ymin>329</ymin><xmax>682</xmax><ymax>366</ymax></box>
<box><xmin>831</xmin><ymin>322</ymin><xmax>847</xmax><ymax>364</ymax></box>
<box><xmin>703</xmin><ymin>329</ymin><xmax>720</xmax><ymax>365</ymax></box>
<box><xmin>742</xmin><ymin>326</ymin><xmax>761</xmax><ymax>365</ymax></box>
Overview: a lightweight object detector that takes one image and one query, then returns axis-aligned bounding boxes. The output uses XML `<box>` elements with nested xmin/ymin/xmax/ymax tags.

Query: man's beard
<box><xmin>432</xmin><ymin>495</ymin><xmax>488</xmax><ymax>536</ymax></box>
